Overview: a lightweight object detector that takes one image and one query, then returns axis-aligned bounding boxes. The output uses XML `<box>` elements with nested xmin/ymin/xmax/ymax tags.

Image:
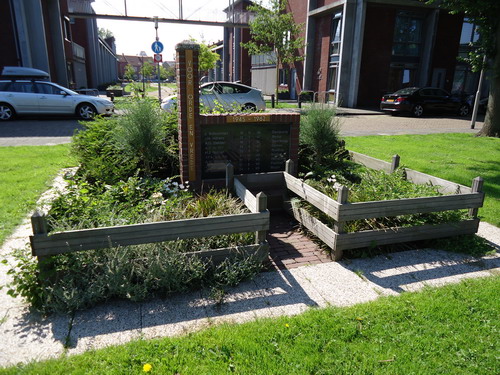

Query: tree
<box><xmin>98</xmin><ymin>28</ymin><xmax>114</xmax><ymax>40</ymax></box>
<box><xmin>141</xmin><ymin>60</ymin><xmax>154</xmax><ymax>80</ymax></box>
<box><xmin>124</xmin><ymin>64</ymin><xmax>135</xmax><ymax>81</ymax></box>
<box><xmin>190</xmin><ymin>38</ymin><xmax>220</xmax><ymax>72</ymax></box>
<box><xmin>241</xmin><ymin>0</ymin><xmax>305</xmax><ymax>102</ymax></box>
<box><xmin>427</xmin><ymin>0</ymin><xmax>500</xmax><ymax>137</ymax></box>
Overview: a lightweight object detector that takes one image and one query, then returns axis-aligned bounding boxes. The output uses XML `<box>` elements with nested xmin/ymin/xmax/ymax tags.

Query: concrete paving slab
<box><xmin>140</xmin><ymin>291</ymin><xmax>210</xmax><ymax>340</ymax></box>
<box><xmin>296</xmin><ymin>262</ymin><xmax>382</xmax><ymax>307</ymax></box>
<box><xmin>67</xmin><ymin>300</ymin><xmax>142</xmax><ymax>356</ymax></box>
<box><xmin>0</xmin><ymin>306</ymin><xmax>69</xmax><ymax>367</ymax></box>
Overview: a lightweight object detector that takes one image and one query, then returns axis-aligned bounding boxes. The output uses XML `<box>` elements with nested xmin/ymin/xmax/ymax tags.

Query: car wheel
<box><xmin>242</xmin><ymin>103</ymin><xmax>257</xmax><ymax>112</ymax></box>
<box><xmin>458</xmin><ymin>104</ymin><xmax>470</xmax><ymax>117</ymax></box>
<box><xmin>77</xmin><ymin>103</ymin><xmax>97</xmax><ymax>120</ymax></box>
<box><xmin>412</xmin><ymin>104</ymin><xmax>424</xmax><ymax>117</ymax></box>
<box><xmin>0</xmin><ymin>103</ymin><xmax>15</xmax><ymax>121</ymax></box>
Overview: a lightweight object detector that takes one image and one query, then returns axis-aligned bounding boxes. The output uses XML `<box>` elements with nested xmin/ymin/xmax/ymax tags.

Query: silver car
<box><xmin>161</xmin><ymin>81</ymin><xmax>266</xmax><ymax>112</ymax></box>
<box><xmin>0</xmin><ymin>79</ymin><xmax>114</xmax><ymax>121</ymax></box>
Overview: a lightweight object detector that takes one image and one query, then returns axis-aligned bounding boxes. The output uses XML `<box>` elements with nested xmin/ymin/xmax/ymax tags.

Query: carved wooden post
<box><xmin>30</xmin><ymin>210</ymin><xmax>51</xmax><ymax>282</ymax></box>
<box><xmin>285</xmin><ymin>159</ymin><xmax>295</xmax><ymax>175</ymax></box>
<box><xmin>469</xmin><ymin>177</ymin><xmax>484</xmax><ymax>218</ymax></box>
<box><xmin>255</xmin><ymin>192</ymin><xmax>268</xmax><ymax>244</ymax></box>
<box><xmin>332</xmin><ymin>186</ymin><xmax>349</xmax><ymax>261</ymax></box>
<box><xmin>226</xmin><ymin>163</ymin><xmax>234</xmax><ymax>194</ymax></box>
<box><xmin>390</xmin><ymin>154</ymin><xmax>400</xmax><ymax>173</ymax></box>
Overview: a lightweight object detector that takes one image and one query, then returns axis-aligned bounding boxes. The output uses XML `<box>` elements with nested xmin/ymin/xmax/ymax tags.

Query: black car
<box><xmin>380</xmin><ymin>87</ymin><xmax>470</xmax><ymax>117</ymax></box>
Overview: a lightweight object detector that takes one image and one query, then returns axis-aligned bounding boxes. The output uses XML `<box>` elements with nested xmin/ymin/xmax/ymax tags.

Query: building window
<box><xmin>63</xmin><ymin>17</ymin><xmax>72</xmax><ymax>41</ymax></box>
<box><xmin>279</xmin><ymin>69</ymin><xmax>289</xmax><ymax>85</ymax></box>
<box><xmin>327</xmin><ymin>12</ymin><xmax>342</xmax><ymax>94</ymax></box>
<box><xmin>330</xmin><ymin>12</ymin><xmax>342</xmax><ymax>61</ymax></box>
<box><xmin>392</xmin><ymin>12</ymin><xmax>422</xmax><ymax>57</ymax></box>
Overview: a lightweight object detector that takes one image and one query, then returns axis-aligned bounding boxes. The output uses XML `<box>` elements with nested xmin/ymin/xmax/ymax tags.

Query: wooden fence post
<box><xmin>469</xmin><ymin>177</ymin><xmax>484</xmax><ymax>218</ymax></box>
<box><xmin>332</xmin><ymin>186</ymin><xmax>349</xmax><ymax>260</ymax></box>
<box><xmin>31</xmin><ymin>210</ymin><xmax>52</xmax><ymax>282</ymax></box>
<box><xmin>255</xmin><ymin>192</ymin><xmax>268</xmax><ymax>244</ymax></box>
<box><xmin>226</xmin><ymin>163</ymin><xmax>234</xmax><ymax>194</ymax></box>
<box><xmin>285</xmin><ymin>159</ymin><xmax>295</xmax><ymax>176</ymax></box>
<box><xmin>390</xmin><ymin>154</ymin><xmax>400</xmax><ymax>173</ymax></box>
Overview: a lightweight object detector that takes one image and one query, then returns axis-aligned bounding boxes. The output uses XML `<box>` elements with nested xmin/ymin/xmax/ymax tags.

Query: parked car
<box><xmin>0</xmin><ymin>66</ymin><xmax>114</xmax><ymax>121</ymax></box>
<box><xmin>380</xmin><ymin>87</ymin><xmax>471</xmax><ymax>117</ymax></box>
<box><xmin>161</xmin><ymin>81</ymin><xmax>266</xmax><ymax>112</ymax></box>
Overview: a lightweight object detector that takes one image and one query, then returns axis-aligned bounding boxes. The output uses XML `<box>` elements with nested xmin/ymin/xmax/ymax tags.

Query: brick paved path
<box><xmin>267</xmin><ymin>211</ymin><xmax>332</xmax><ymax>270</ymax></box>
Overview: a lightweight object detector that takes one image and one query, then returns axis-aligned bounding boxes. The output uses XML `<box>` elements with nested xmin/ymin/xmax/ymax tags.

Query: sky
<box><xmin>92</xmin><ymin>0</ymin><xmax>235</xmax><ymax>61</ymax></box>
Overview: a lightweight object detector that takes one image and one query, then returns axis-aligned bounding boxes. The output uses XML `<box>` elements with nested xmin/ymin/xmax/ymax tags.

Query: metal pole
<box><xmin>154</xmin><ymin>17</ymin><xmax>161</xmax><ymax>102</ymax></box>
<box><xmin>471</xmin><ymin>55</ymin><xmax>487</xmax><ymax>129</ymax></box>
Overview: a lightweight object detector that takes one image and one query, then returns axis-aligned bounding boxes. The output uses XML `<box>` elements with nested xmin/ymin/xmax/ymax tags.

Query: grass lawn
<box><xmin>1</xmin><ymin>276</ymin><xmax>498</xmax><ymax>374</ymax></box>
<box><xmin>265</xmin><ymin>100</ymin><xmax>298</xmax><ymax>109</ymax></box>
<box><xmin>345</xmin><ymin>133</ymin><xmax>500</xmax><ymax>226</ymax></box>
<box><xmin>0</xmin><ymin>145</ymin><xmax>75</xmax><ymax>245</ymax></box>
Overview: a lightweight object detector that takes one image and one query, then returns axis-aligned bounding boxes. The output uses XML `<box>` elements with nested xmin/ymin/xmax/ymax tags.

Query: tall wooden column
<box><xmin>176</xmin><ymin>41</ymin><xmax>200</xmax><ymax>186</ymax></box>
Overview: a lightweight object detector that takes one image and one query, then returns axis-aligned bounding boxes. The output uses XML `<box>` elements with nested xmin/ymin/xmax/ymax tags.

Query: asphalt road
<box><xmin>0</xmin><ymin>112</ymin><xmax>484</xmax><ymax>147</ymax></box>
<box><xmin>0</xmin><ymin>116</ymin><xmax>84</xmax><ymax>146</ymax></box>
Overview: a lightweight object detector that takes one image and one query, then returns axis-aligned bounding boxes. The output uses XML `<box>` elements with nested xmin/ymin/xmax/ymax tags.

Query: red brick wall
<box><xmin>313</xmin><ymin>15</ymin><xmax>332</xmax><ymax>93</ymax></box>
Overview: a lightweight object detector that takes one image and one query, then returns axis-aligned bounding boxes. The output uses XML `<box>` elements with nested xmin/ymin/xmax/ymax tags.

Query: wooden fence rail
<box><xmin>30</xmin><ymin>173</ymin><xmax>270</xmax><ymax>265</ymax></box>
<box><xmin>284</xmin><ymin>151</ymin><xmax>485</xmax><ymax>260</ymax></box>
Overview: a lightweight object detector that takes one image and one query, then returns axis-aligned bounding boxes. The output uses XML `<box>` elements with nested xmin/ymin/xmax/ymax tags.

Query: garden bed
<box><xmin>283</xmin><ymin>153</ymin><xmax>484</xmax><ymax>260</ymax></box>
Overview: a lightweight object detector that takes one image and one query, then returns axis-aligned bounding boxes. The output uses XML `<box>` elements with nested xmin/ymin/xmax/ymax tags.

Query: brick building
<box><xmin>0</xmin><ymin>0</ymin><xmax>118</xmax><ymax>90</ymax></box>
<box><xmin>283</xmin><ymin>0</ymin><xmax>482</xmax><ymax>108</ymax></box>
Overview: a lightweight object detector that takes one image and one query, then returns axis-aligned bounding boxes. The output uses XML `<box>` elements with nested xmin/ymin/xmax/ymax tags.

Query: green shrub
<box><xmin>7</xmin><ymin>186</ymin><xmax>258</xmax><ymax>314</ymax></box>
<box><xmin>299</xmin><ymin>105</ymin><xmax>348</xmax><ymax>177</ymax></box>
<box><xmin>302</xmin><ymin>168</ymin><xmax>469</xmax><ymax>233</ymax></box>
<box><xmin>72</xmin><ymin>100</ymin><xmax>179</xmax><ymax>183</ymax></box>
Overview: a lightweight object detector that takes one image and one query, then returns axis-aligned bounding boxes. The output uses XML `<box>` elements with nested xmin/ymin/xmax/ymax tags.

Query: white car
<box><xmin>0</xmin><ymin>68</ymin><xmax>114</xmax><ymax>121</ymax></box>
<box><xmin>161</xmin><ymin>81</ymin><xmax>266</xmax><ymax>112</ymax></box>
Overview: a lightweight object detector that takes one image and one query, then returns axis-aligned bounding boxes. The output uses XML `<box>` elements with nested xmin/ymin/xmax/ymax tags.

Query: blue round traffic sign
<box><xmin>151</xmin><ymin>41</ymin><xmax>164</xmax><ymax>54</ymax></box>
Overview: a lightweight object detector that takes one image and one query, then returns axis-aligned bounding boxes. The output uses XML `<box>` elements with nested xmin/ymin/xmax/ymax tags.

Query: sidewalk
<box><xmin>0</xmin><ymin>178</ymin><xmax>499</xmax><ymax>367</ymax></box>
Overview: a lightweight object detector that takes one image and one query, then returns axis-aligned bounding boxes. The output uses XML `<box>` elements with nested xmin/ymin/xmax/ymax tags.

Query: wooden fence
<box><xmin>30</xmin><ymin>178</ymin><xmax>270</xmax><ymax>267</ymax></box>
<box><xmin>283</xmin><ymin>155</ymin><xmax>484</xmax><ymax>260</ymax></box>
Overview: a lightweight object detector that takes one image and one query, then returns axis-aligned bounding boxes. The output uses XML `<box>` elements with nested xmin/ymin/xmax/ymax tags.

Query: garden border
<box><xmin>283</xmin><ymin>153</ymin><xmax>484</xmax><ymax>260</ymax></box>
<box><xmin>30</xmin><ymin>179</ymin><xmax>270</xmax><ymax>272</ymax></box>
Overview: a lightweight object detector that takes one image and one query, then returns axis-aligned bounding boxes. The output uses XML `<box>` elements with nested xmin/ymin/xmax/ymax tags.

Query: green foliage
<box><xmin>141</xmin><ymin>60</ymin><xmax>154</xmax><ymax>79</ymax></box>
<box><xmin>0</xmin><ymin>145</ymin><xmax>75</xmax><ymax>245</ymax></box>
<box><xmin>241</xmin><ymin>0</ymin><xmax>305</xmax><ymax>99</ymax></box>
<box><xmin>299</xmin><ymin>105</ymin><xmax>348</xmax><ymax>177</ymax></box>
<box><xmin>72</xmin><ymin>100</ymin><xmax>179</xmax><ymax>183</ymax></box>
<box><xmin>124</xmin><ymin>63</ymin><xmax>136</xmax><ymax>81</ymax></box>
<box><xmin>7</xmin><ymin>185</ymin><xmax>257</xmax><ymax>313</ymax></box>
<box><xmin>426</xmin><ymin>0</ymin><xmax>499</xmax><ymax>68</ymax></box>
<box><xmin>242</xmin><ymin>0</ymin><xmax>305</xmax><ymax>66</ymax></box>
<box><xmin>198</xmin><ymin>42</ymin><xmax>220</xmax><ymax>72</ymax></box>
<box><xmin>114</xmin><ymin>100</ymin><xmax>173</xmax><ymax>176</ymax></box>
<box><xmin>346</xmin><ymin>133</ymin><xmax>500</xmax><ymax>226</ymax></box>
<box><xmin>98</xmin><ymin>27</ymin><xmax>113</xmax><ymax>39</ymax></box>
<box><xmin>3</xmin><ymin>277</ymin><xmax>499</xmax><ymax>373</ymax></box>
<box><xmin>303</xmin><ymin>168</ymin><xmax>469</xmax><ymax>233</ymax></box>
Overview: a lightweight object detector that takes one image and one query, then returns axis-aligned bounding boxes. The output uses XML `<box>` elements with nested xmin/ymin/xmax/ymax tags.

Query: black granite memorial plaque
<box><xmin>202</xmin><ymin>122</ymin><xmax>291</xmax><ymax>179</ymax></box>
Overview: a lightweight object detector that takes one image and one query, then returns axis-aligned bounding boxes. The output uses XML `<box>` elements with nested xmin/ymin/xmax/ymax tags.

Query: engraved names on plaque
<box><xmin>202</xmin><ymin>122</ymin><xmax>291</xmax><ymax>179</ymax></box>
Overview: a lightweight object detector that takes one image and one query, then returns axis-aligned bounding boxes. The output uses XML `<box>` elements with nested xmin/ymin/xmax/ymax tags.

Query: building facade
<box><xmin>284</xmin><ymin>0</ymin><xmax>480</xmax><ymax>107</ymax></box>
<box><xmin>0</xmin><ymin>0</ymin><xmax>118</xmax><ymax>90</ymax></box>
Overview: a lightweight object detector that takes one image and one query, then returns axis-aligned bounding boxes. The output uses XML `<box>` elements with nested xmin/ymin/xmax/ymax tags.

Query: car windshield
<box><xmin>393</xmin><ymin>87</ymin><xmax>419</xmax><ymax>95</ymax></box>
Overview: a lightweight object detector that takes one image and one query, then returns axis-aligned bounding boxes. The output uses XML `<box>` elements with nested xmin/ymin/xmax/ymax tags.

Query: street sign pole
<box><xmin>154</xmin><ymin>17</ymin><xmax>161</xmax><ymax>103</ymax></box>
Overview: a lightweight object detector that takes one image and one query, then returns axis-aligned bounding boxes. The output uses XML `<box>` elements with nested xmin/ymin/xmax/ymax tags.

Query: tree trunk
<box><xmin>477</xmin><ymin>20</ymin><xmax>500</xmax><ymax>137</ymax></box>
